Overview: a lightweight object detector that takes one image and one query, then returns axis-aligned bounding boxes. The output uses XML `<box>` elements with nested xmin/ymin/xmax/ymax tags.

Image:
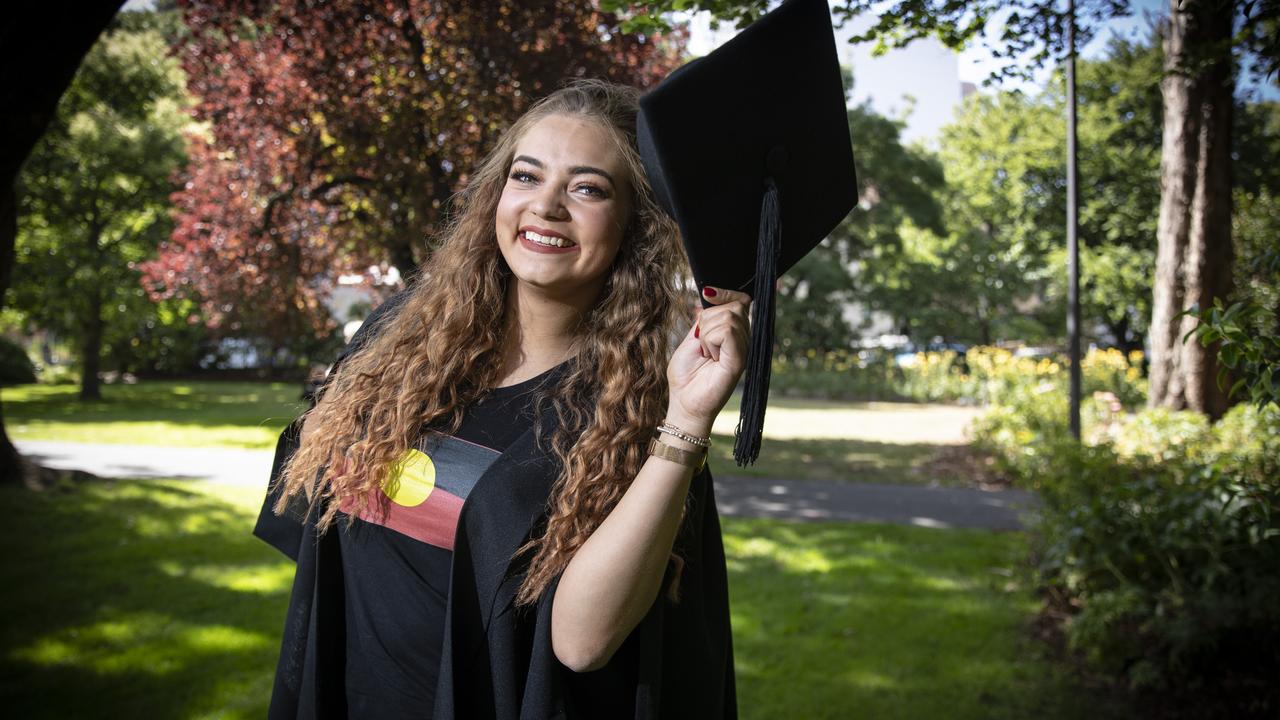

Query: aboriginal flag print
<box><xmin>340</xmin><ymin>432</ymin><xmax>501</xmax><ymax>551</ymax></box>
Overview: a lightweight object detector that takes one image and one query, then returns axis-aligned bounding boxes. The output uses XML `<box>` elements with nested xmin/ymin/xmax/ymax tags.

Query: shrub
<box><xmin>1081</xmin><ymin>348</ymin><xmax>1147</xmax><ymax>408</ymax></box>
<box><xmin>771</xmin><ymin>349</ymin><xmax>908</xmax><ymax>402</ymax></box>
<box><xmin>0</xmin><ymin>337</ymin><xmax>37</xmax><ymax>386</ymax></box>
<box><xmin>979</xmin><ymin>385</ymin><xmax>1280</xmax><ymax>707</ymax></box>
<box><xmin>770</xmin><ymin>345</ymin><xmax>1147</xmax><ymax>408</ymax></box>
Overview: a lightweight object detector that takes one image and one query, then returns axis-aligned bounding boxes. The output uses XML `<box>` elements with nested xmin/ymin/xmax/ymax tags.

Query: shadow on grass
<box><xmin>0</xmin><ymin>480</ymin><xmax>289</xmax><ymax>718</ymax></box>
<box><xmin>0</xmin><ymin>480</ymin><xmax>1124</xmax><ymax>719</ymax></box>
<box><xmin>710</xmin><ymin>433</ymin><xmax>977</xmax><ymax>486</ymax></box>
<box><xmin>721</xmin><ymin>518</ymin><xmax>1132</xmax><ymax>720</ymax></box>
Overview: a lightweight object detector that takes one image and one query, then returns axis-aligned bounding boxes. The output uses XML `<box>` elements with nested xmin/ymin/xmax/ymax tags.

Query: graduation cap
<box><xmin>637</xmin><ymin>0</ymin><xmax>858</xmax><ymax>466</ymax></box>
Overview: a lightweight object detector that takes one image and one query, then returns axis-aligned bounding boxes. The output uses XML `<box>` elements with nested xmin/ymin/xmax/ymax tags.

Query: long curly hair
<box><xmin>275</xmin><ymin>79</ymin><xmax>690</xmax><ymax>607</ymax></box>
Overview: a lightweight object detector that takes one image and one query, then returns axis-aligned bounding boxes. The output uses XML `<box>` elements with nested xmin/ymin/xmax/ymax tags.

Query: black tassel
<box><xmin>734</xmin><ymin>177</ymin><xmax>781</xmax><ymax>466</ymax></box>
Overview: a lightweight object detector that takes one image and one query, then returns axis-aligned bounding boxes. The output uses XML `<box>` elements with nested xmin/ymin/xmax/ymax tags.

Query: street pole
<box><xmin>1066</xmin><ymin>0</ymin><xmax>1082</xmax><ymax>440</ymax></box>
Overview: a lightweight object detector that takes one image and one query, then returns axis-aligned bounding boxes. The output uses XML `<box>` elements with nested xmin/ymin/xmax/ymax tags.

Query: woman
<box><xmin>257</xmin><ymin>80</ymin><xmax>745</xmax><ymax>719</ymax></box>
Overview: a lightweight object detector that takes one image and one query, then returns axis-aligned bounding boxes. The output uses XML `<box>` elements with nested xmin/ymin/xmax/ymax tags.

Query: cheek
<box><xmin>495</xmin><ymin>193</ymin><xmax>517</xmax><ymax>232</ymax></box>
<box><xmin>587</xmin><ymin>205</ymin><xmax>629</xmax><ymax>254</ymax></box>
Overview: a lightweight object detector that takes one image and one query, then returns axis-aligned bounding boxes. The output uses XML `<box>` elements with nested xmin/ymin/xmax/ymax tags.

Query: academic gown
<box><xmin>253</xmin><ymin>402</ymin><xmax>738</xmax><ymax>719</ymax></box>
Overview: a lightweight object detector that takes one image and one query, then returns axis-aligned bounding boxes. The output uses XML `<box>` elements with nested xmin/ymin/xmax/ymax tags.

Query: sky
<box><xmin>957</xmin><ymin>0</ymin><xmax>1279</xmax><ymax>101</ymax></box>
<box><xmin>688</xmin><ymin>0</ymin><xmax>1278</xmax><ymax>142</ymax></box>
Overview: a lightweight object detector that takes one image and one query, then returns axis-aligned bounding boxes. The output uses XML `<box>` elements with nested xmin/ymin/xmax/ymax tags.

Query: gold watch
<box><xmin>649</xmin><ymin>434</ymin><xmax>708</xmax><ymax>472</ymax></box>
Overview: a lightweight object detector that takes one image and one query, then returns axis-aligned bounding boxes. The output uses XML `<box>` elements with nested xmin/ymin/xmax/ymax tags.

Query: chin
<box><xmin>507</xmin><ymin>265</ymin><xmax>605</xmax><ymax>302</ymax></box>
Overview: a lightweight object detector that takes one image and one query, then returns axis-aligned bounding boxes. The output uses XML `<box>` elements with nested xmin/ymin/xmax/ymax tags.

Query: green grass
<box><xmin>4</xmin><ymin>382</ymin><xmax>306</xmax><ymax>449</ymax></box>
<box><xmin>724</xmin><ymin>519</ymin><xmax>1123</xmax><ymax>719</ymax></box>
<box><xmin>709</xmin><ymin>432</ymin><xmax>946</xmax><ymax>484</ymax></box>
<box><xmin>6</xmin><ymin>381</ymin><xmax>985</xmax><ymax>485</ymax></box>
<box><xmin>0</xmin><ymin>480</ymin><xmax>289</xmax><ymax>718</ymax></box>
<box><xmin>0</xmin><ymin>479</ymin><xmax>1127</xmax><ymax>719</ymax></box>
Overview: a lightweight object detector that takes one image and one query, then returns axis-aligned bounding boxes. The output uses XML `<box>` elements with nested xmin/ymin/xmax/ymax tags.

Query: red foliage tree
<box><xmin>145</xmin><ymin>0</ymin><xmax>683</xmax><ymax>354</ymax></box>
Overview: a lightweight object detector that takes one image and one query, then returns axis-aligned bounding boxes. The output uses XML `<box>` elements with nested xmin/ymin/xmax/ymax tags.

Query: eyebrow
<box><xmin>512</xmin><ymin>155</ymin><xmax>615</xmax><ymax>185</ymax></box>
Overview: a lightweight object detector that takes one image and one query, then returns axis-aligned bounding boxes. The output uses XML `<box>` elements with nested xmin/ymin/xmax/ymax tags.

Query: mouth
<box><xmin>519</xmin><ymin>227</ymin><xmax>577</xmax><ymax>249</ymax></box>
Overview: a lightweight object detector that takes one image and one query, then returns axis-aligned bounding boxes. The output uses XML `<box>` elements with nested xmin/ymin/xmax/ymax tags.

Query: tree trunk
<box><xmin>1148</xmin><ymin>0</ymin><xmax>1235</xmax><ymax>420</ymax></box>
<box><xmin>0</xmin><ymin>188</ymin><xmax>21</xmax><ymax>483</ymax></box>
<box><xmin>0</xmin><ymin>1</ymin><xmax>126</xmax><ymax>484</ymax></box>
<box><xmin>80</xmin><ymin>287</ymin><xmax>104</xmax><ymax>401</ymax></box>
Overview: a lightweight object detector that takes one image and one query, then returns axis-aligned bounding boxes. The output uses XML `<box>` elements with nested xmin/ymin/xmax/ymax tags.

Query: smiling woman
<box><xmin>256</xmin><ymin>80</ymin><xmax>746</xmax><ymax>720</ymax></box>
<box><xmin>494</xmin><ymin>113</ymin><xmax>633</xmax><ymax>331</ymax></box>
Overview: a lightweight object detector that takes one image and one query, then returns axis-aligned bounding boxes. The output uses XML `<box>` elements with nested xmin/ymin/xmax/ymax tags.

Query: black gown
<box><xmin>253</xmin><ymin>294</ymin><xmax>738</xmax><ymax>719</ymax></box>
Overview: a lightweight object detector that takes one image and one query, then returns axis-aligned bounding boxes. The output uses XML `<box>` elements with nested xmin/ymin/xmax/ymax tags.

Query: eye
<box><xmin>573</xmin><ymin>182</ymin><xmax>609</xmax><ymax>199</ymax></box>
<box><xmin>509</xmin><ymin>169</ymin><xmax>538</xmax><ymax>184</ymax></box>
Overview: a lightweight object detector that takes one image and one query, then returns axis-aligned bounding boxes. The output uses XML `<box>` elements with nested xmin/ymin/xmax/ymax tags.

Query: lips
<box><xmin>518</xmin><ymin>226</ymin><xmax>578</xmax><ymax>253</ymax></box>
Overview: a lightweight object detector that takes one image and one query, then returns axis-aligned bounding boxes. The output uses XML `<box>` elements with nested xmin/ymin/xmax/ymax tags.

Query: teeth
<box><xmin>523</xmin><ymin>230</ymin><xmax>573</xmax><ymax>248</ymax></box>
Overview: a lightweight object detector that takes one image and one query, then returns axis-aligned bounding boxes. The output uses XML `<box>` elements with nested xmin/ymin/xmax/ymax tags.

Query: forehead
<box><xmin>512</xmin><ymin>114</ymin><xmax>628</xmax><ymax>177</ymax></box>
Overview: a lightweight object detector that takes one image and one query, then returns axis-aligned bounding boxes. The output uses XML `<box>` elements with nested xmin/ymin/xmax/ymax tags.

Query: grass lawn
<box><xmin>0</xmin><ymin>479</ymin><xmax>1125</xmax><ymax>719</ymax></box>
<box><xmin>5</xmin><ymin>381</ymin><xmax>305</xmax><ymax>449</ymax></box>
<box><xmin>6</xmin><ymin>381</ymin><xmax>985</xmax><ymax>486</ymax></box>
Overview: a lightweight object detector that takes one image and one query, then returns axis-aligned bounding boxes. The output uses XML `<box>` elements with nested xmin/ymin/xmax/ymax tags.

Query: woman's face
<box><xmin>495</xmin><ymin>113</ymin><xmax>633</xmax><ymax>302</ymax></box>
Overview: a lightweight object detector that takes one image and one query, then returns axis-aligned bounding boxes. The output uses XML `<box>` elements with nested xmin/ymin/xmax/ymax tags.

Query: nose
<box><xmin>530</xmin><ymin>183</ymin><xmax>568</xmax><ymax>220</ymax></box>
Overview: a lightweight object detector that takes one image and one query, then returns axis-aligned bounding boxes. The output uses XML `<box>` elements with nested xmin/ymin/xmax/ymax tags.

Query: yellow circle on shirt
<box><xmin>382</xmin><ymin>449</ymin><xmax>436</xmax><ymax>507</ymax></box>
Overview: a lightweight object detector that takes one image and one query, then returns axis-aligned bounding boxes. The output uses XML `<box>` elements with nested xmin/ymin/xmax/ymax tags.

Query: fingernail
<box><xmin>694</xmin><ymin>325</ymin><xmax>700</xmax><ymax>338</ymax></box>
<box><xmin>703</xmin><ymin>286</ymin><xmax>717</xmax><ymax>298</ymax></box>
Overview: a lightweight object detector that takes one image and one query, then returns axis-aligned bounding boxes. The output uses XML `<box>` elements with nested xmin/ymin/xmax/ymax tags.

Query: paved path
<box><xmin>17</xmin><ymin>440</ymin><xmax>1038</xmax><ymax>530</ymax></box>
<box><xmin>714</xmin><ymin>475</ymin><xmax>1036</xmax><ymax>531</ymax></box>
<box><xmin>19</xmin><ymin>440</ymin><xmax>276</xmax><ymax>486</ymax></box>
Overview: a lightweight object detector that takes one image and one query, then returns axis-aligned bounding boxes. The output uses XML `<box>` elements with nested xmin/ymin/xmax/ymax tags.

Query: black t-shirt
<box><xmin>338</xmin><ymin>364</ymin><xmax>564</xmax><ymax>719</ymax></box>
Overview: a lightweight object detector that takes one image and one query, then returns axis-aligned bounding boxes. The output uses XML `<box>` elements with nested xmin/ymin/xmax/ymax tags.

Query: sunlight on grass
<box><xmin>708</xmin><ymin>431</ymin><xmax>946</xmax><ymax>484</ymax></box>
<box><xmin>720</xmin><ymin>518</ymin><xmax>1129</xmax><ymax>720</ymax></box>
<box><xmin>159</xmin><ymin>561</ymin><xmax>296</xmax><ymax>595</ymax></box>
<box><xmin>0</xmin><ymin>479</ymin><xmax>291</xmax><ymax>718</ymax></box>
<box><xmin>724</xmin><ymin>534</ymin><xmax>833</xmax><ymax>573</ymax></box>
<box><xmin>0</xmin><ymin>479</ymin><xmax>1128</xmax><ymax>719</ymax></box>
<box><xmin>719</xmin><ymin>393</ymin><xmax>982</xmax><ymax>444</ymax></box>
<box><xmin>10</xmin><ymin>421</ymin><xmax>285</xmax><ymax>449</ymax></box>
<box><xmin>849</xmin><ymin>669</ymin><xmax>897</xmax><ymax>689</ymax></box>
<box><xmin>7</xmin><ymin>381</ymin><xmax>992</xmax><ymax>485</ymax></box>
<box><xmin>14</xmin><ymin>617</ymin><xmax>272</xmax><ymax>676</ymax></box>
<box><xmin>4</xmin><ymin>382</ymin><xmax>303</xmax><ymax>450</ymax></box>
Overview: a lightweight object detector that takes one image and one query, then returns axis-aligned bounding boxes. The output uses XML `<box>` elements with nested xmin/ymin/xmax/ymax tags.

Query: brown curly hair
<box><xmin>275</xmin><ymin>79</ymin><xmax>691</xmax><ymax>607</ymax></box>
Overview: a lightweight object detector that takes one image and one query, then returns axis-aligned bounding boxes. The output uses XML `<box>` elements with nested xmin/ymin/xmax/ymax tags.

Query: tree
<box><xmin>144</xmin><ymin>0</ymin><xmax>684</xmax><ymax>360</ymax></box>
<box><xmin>775</xmin><ymin>82</ymin><xmax>945</xmax><ymax>354</ymax></box>
<box><xmin>1146</xmin><ymin>0</ymin><xmax>1235</xmax><ymax>418</ymax></box>
<box><xmin>883</xmin><ymin>90</ymin><xmax>1065</xmax><ymax>346</ymax></box>
<box><xmin>1060</xmin><ymin>38</ymin><xmax>1163</xmax><ymax>353</ymax></box>
<box><xmin>14</xmin><ymin>18</ymin><xmax>190</xmax><ymax>400</ymax></box>
<box><xmin>0</xmin><ymin>0</ymin><xmax>124</xmax><ymax>483</ymax></box>
<box><xmin>622</xmin><ymin>0</ymin><xmax>1278</xmax><ymax>420</ymax></box>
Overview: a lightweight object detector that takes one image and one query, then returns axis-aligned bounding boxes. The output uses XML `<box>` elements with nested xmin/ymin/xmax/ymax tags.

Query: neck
<box><xmin>497</xmin><ymin>278</ymin><xmax>598</xmax><ymax>385</ymax></box>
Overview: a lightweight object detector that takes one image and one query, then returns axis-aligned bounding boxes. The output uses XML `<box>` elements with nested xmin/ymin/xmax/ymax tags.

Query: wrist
<box><xmin>663</xmin><ymin>407</ymin><xmax>714</xmax><ymax>441</ymax></box>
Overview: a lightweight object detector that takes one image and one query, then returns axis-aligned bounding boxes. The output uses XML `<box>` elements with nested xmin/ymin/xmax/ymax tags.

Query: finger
<box><xmin>700</xmin><ymin>301</ymin><xmax>750</xmax><ymax>331</ymax></box>
<box><xmin>698</xmin><ymin>310</ymin><xmax>741</xmax><ymax>363</ymax></box>
<box><xmin>701</xmin><ymin>285</ymin><xmax>752</xmax><ymax>307</ymax></box>
<box><xmin>678</xmin><ymin>313</ymin><xmax>708</xmax><ymax>361</ymax></box>
<box><xmin>687</xmin><ymin>310</ymin><xmax>712</xmax><ymax>359</ymax></box>
<box><xmin>700</xmin><ymin>314</ymin><xmax>748</xmax><ymax>368</ymax></box>
<box><xmin>699</xmin><ymin>304</ymin><xmax>751</xmax><ymax>345</ymax></box>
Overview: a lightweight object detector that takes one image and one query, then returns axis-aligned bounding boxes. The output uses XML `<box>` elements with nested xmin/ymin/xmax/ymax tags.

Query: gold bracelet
<box><xmin>648</xmin><ymin>435</ymin><xmax>707</xmax><ymax>472</ymax></box>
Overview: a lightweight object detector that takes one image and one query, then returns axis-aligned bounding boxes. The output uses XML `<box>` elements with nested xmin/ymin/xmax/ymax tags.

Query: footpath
<box><xmin>16</xmin><ymin>440</ymin><xmax>1037</xmax><ymax>530</ymax></box>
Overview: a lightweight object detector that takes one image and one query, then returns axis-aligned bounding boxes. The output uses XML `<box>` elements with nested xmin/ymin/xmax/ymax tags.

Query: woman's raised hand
<box><xmin>665</xmin><ymin>286</ymin><xmax>751</xmax><ymax>437</ymax></box>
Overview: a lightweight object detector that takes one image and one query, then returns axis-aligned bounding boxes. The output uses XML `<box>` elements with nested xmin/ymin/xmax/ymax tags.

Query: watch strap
<box><xmin>648</xmin><ymin>436</ymin><xmax>707</xmax><ymax>472</ymax></box>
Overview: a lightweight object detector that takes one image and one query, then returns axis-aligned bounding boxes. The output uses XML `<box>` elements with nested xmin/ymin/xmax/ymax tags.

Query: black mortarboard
<box><xmin>637</xmin><ymin>0</ymin><xmax>858</xmax><ymax>465</ymax></box>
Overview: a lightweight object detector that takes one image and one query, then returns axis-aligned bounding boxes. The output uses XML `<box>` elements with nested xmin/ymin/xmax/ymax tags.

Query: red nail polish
<box><xmin>694</xmin><ymin>325</ymin><xmax>700</xmax><ymax>338</ymax></box>
<box><xmin>703</xmin><ymin>286</ymin><xmax>717</xmax><ymax>298</ymax></box>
